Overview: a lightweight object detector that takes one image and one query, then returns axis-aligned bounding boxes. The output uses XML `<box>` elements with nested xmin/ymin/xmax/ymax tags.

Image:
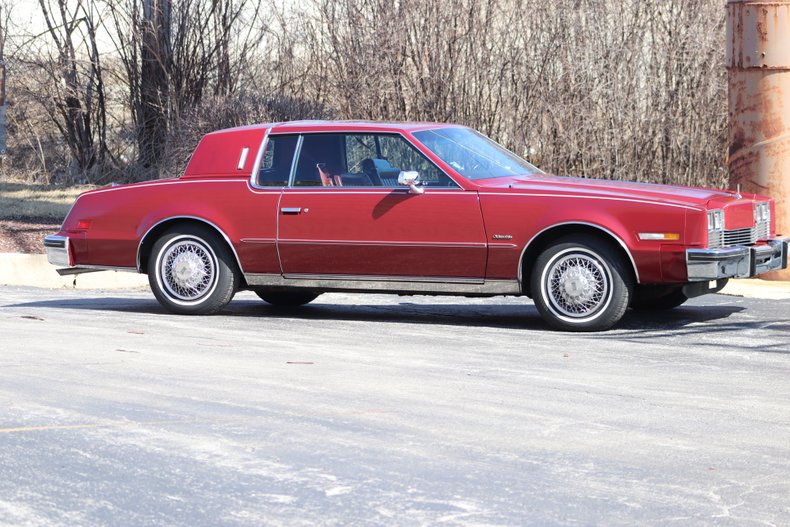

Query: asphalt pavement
<box><xmin>1</xmin><ymin>286</ymin><xmax>789</xmax><ymax>526</ymax></box>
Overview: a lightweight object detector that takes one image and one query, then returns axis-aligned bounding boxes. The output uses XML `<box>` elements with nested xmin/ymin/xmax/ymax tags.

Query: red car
<box><xmin>44</xmin><ymin>121</ymin><xmax>788</xmax><ymax>331</ymax></box>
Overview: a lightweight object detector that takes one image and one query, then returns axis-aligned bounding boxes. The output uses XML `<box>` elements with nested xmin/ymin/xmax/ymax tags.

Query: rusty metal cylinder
<box><xmin>727</xmin><ymin>0</ymin><xmax>790</xmax><ymax>280</ymax></box>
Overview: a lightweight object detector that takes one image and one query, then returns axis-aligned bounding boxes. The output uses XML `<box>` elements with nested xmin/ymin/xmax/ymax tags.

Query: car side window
<box><xmin>257</xmin><ymin>134</ymin><xmax>298</xmax><ymax>187</ymax></box>
<box><xmin>291</xmin><ymin>133</ymin><xmax>458</xmax><ymax>188</ymax></box>
<box><xmin>377</xmin><ymin>135</ymin><xmax>457</xmax><ymax>187</ymax></box>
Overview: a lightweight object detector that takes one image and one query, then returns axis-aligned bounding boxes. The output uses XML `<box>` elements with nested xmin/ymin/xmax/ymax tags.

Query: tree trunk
<box><xmin>139</xmin><ymin>0</ymin><xmax>170</xmax><ymax>170</ymax></box>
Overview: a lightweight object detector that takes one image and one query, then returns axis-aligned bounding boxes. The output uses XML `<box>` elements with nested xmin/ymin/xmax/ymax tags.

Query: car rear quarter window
<box><xmin>257</xmin><ymin>134</ymin><xmax>298</xmax><ymax>187</ymax></box>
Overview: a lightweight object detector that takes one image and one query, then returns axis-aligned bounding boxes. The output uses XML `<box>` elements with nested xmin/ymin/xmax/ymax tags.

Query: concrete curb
<box><xmin>719</xmin><ymin>278</ymin><xmax>790</xmax><ymax>300</ymax></box>
<box><xmin>2</xmin><ymin>252</ymin><xmax>790</xmax><ymax>299</ymax></box>
<box><xmin>1</xmin><ymin>253</ymin><xmax>148</xmax><ymax>290</ymax></box>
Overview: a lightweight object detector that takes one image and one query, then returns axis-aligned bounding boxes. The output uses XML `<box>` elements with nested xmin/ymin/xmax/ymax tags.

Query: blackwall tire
<box><xmin>255</xmin><ymin>291</ymin><xmax>320</xmax><ymax>307</ymax></box>
<box><xmin>148</xmin><ymin>225</ymin><xmax>239</xmax><ymax>315</ymax></box>
<box><xmin>530</xmin><ymin>235</ymin><xmax>632</xmax><ymax>332</ymax></box>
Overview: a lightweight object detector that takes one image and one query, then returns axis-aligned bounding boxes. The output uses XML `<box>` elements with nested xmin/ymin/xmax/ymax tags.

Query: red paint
<box><xmin>50</xmin><ymin>121</ymin><xmax>778</xmax><ymax>286</ymax></box>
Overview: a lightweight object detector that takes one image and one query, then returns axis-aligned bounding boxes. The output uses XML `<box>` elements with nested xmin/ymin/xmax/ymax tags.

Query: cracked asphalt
<box><xmin>1</xmin><ymin>286</ymin><xmax>789</xmax><ymax>526</ymax></box>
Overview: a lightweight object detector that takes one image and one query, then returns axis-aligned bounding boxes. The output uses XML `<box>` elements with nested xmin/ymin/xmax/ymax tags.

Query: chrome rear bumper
<box><xmin>687</xmin><ymin>238</ymin><xmax>789</xmax><ymax>281</ymax></box>
<box><xmin>43</xmin><ymin>235</ymin><xmax>71</xmax><ymax>267</ymax></box>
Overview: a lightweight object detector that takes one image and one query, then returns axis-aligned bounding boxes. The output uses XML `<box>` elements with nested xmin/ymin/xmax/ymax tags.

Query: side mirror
<box><xmin>398</xmin><ymin>170</ymin><xmax>424</xmax><ymax>195</ymax></box>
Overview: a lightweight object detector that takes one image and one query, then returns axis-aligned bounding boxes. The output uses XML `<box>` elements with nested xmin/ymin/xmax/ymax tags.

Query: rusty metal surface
<box><xmin>727</xmin><ymin>0</ymin><xmax>790</xmax><ymax>279</ymax></box>
<box><xmin>727</xmin><ymin>1</ymin><xmax>790</xmax><ymax>69</ymax></box>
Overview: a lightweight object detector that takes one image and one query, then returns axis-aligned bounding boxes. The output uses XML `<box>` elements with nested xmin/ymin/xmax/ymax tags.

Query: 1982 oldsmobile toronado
<box><xmin>44</xmin><ymin>121</ymin><xmax>789</xmax><ymax>331</ymax></box>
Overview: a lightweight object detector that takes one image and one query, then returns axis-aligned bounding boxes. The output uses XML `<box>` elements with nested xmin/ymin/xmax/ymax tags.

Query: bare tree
<box><xmin>24</xmin><ymin>0</ymin><xmax>111</xmax><ymax>181</ymax></box>
<box><xmin>138</xmin><ymin>0</ymin><xmax>170</xmax><ymax>169</ymax></box>
<box><xmin>3</xmin><ymin>0</ymin><xmax>729</xmax><ymax>188</ymax></box>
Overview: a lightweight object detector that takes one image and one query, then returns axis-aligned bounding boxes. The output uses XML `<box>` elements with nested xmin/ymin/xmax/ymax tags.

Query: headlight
<box><xmin>754</xmin><ymin>202</ymin><xmax>770</xmax><ymax>223</ymax></box>
<box><xmin>707</xmin><ymin>209</ymin><xmax>724</xmax><ymax>231</ymax></box>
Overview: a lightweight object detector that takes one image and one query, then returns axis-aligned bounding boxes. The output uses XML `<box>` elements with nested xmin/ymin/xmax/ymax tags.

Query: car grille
<box><xmin>709</xmin><ymin>221</ymin><xmax>770</xmax><ymax>249</ymax></box>
<box><xmin>756</xmin><ymin>217</ymin><xmax>770</xmax><ymax>240</ymax></box>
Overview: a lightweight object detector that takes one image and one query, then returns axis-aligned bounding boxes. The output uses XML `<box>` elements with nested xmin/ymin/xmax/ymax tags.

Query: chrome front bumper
<box><xmin>43</xmin><ymin>235</ymin><xmax>71</xmax><ymax>267</ymax></box>
<box><xmin>687</xmin><ymin>238</ymin><xmax>789</xmax><ymax>281</ymax></box>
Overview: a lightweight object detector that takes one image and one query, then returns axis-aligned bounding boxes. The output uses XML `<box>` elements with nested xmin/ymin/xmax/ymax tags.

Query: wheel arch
<box><xmin>137</xmin><ymin>216</ymin><xmax>245</xmax><ymax>278</ymax></box>
<box><xmin>519</xmin><ymin>222</ymin><xmax>639</xmax><ymax>296</ymax></box>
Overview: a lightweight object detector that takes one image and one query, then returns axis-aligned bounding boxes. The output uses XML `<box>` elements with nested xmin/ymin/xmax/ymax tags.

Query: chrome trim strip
<box><xmin>82</xmin><ymin>179</ymin><xmax>247</xmax><ymax>196</ymax></box>
<box><xmin>518</xmin><ymin>222</ymin><xmax>641</xmax><ymax>284</ymax></box>
<box><xmin>482</xmin><ymin>192</ymin><xmax>702</xmax><ymax>212</ymax></box>
<box><xmin>136</xmin><ymin>216</ymin><xmax>245</xmax><ymax>274</ymax></box>
<box><xmin>44</xmin><ymin>235</ymin><xmax>71</xmax><ymax>267</ymax></box>
<box><xmin>43</xmin><ymin>235</ymin><xmax>67</xmax><ymax>248</ymax></box>
<box><xmin>244</xmin><ymin>273</ymin><xmax>520</xmax><ymax>295</ymax></box>
<box><xmin>282</xmin><ymin>273</ymin><xmax>484</xmax><ymax>284</ymax></box>
<box><xmin>277</xmin><ymin>239</ymin><xmax>487</xmax><ymax>248</ymax></box>
<box><xmin>240</xmin><ymin>238</ymin><xmax>276</xmax><ymax>244</ymax></box>
<box><xmin>489</xmin><ymin>243</ymin><xmax>518</xmax><ymax>250</ymax></box>
<box><xmin>248</xmin><ymin>125</ymin><xmax>274</xmax><ymax>189</ymax></box>
<box><xmin>237</xmin><ymin>147</ymin><xmax>249</xmax><ymax>170</ymax></box>
<box><xmin>56</xmin><ymin>265</ymin><xmax>137</xmax><ymax>276</ymax></box>
<box><xmin>278</xmin><ymin>189</ymin><xmax>464</xmax><ymax>195</ymax></box>
<box><xmin>287</xmin><ymin>135</ymin><xmax>304</xmax><ymax>187</ymax></box>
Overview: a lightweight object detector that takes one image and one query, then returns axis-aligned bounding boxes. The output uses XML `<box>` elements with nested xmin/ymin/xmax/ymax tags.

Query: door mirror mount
<box><xmin>398</xmin><ymin>170</ymin><xmax>424</xmax><ymax>195</ymax></box>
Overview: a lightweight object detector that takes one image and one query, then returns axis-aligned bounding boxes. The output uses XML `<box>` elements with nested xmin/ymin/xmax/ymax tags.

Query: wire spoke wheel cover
<box><xmin>530</xmin><ymin>235</ymin><xmax>632</xmax><ymax>332</ymax></box>
<box><xmin>157</xmin><ymin>236</ymin><xmax>219</xmax><ymax>304</ymax></box>
<box><xmin>544</xmin><ymin>251</ymin><xmax>611</xmax><ymax>319</ymax></box>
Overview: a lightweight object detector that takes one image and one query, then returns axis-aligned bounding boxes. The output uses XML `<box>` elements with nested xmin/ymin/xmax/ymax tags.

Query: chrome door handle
<box><xmin>280</xmin><ymin>207</ymin><xmax>302</xmax><ymax>214</ymax></box>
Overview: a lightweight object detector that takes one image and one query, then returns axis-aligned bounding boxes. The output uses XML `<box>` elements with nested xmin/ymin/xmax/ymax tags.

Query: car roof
<box><xmin>206</xmin><ymin>120</ymin><xmax>462</xmax><ymax>136</ymax></box>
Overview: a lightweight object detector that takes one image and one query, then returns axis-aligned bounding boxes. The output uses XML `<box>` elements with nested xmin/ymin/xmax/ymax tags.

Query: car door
<box><xmin>276</xmin><ymin>132</ymin><xmax>487</xmax><ymax>280</ymax></box>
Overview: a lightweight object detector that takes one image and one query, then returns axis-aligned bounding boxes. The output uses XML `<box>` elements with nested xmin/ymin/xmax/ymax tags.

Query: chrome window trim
<box><xmin>248</xmin><ymin>125</ymin><xmax>274</xmax><ymax>190</ymax></box>
<box><xmin>287</xmin><ymin>135</ymin><xmax>304</xmax><ymax>187</ymax></box>
<box><xmin>518</xmin><ymin>222</ymin><xmax>640</xmax><ymax>284</ymax></box>
<box><xmin>276</xmin><ymin>189</ymin><xmax>465</xmax><ymax>194</ymax></box>
<box><xmin>269</xmin><ymin>130</ymin><xmax>463</xmax><ymax>190</ymax></box>
<box><xmin>136</xmin><ymin>216</ymin><xmax>245</xmax><ymax>274</ymax></box>
<box><xmin>410</xmin><ymin>127</ymin><xmax>544</xmax><ymax>181</ymax></box>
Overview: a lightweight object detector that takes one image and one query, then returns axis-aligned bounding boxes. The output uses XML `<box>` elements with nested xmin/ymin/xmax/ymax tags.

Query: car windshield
<box><xmin>412</xmin><ymin>127</ymin><xmax>542</xmax><ymax>180</ymax></box>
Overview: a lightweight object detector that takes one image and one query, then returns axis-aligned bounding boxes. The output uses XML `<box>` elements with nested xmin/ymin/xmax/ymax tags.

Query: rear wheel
<box><xmin>255</xmin><ymin>291</ymin><xmax>320</xmax><ymax>307</ymax></box>
<box><xmin>530</xmin><ymin>235</ymin><xmax>632</xmax><ymax>332</ymax></box>
<box><xmin>148</xmin><ymin>225</ymin><xmax>239</xmax><ymax>314</ymax></box>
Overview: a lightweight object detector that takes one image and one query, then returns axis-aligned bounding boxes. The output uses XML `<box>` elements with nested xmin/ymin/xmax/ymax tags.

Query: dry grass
<box><xmin>0</xmin><ymin>181</ymin><xmax>96</xmax><ymax>221</ymax></box>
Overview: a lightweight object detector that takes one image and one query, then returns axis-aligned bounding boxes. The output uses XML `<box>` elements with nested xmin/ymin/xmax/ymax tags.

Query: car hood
<box><xmin>479</xmin><ymin>174</ymin><xmax>744</xmax><ymax>209</ymax></box>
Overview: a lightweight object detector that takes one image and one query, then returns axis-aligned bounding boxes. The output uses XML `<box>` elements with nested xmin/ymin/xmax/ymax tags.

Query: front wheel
<box><xmin>148</xmin><ymin>225</ymin><xmax>239</xmax><ymax>315</ymax></box>
<box><xmin>530</xmin><ymin>236</ymin><xmax>633</xmax><ymax>332</ymax></box>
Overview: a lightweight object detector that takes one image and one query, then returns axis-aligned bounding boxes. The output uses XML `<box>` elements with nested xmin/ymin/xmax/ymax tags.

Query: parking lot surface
<box><xmin>1</xmin><ymin>286</ymin><xmax>789</xmax><ymax>526</ymax></box>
